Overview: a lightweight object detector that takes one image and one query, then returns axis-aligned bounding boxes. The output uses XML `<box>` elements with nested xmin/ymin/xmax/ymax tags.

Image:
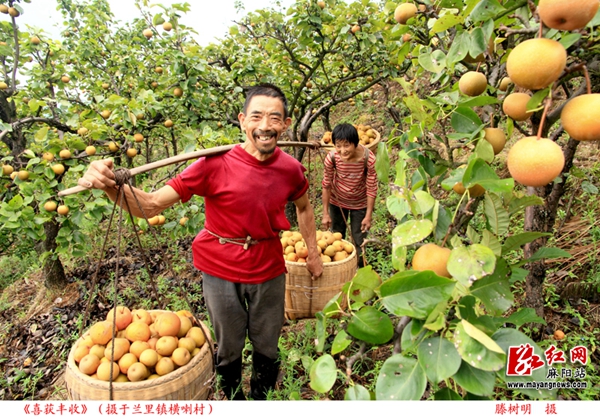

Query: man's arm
<box><xmin>321</xmin><ymin>186</ymin><xmax>332</xmax><ymax>230</ymax></box>
<box><xmin>78</xmin><ymin>159</ymin><xmax>181</xmax><ymax>218</ymax></box>
<box><xmin>294</xmin><ymin>192</ymin><xmax>324</xmax><ymax>280</ymax></box>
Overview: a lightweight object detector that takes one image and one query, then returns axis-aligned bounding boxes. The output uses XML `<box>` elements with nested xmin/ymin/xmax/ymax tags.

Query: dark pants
<box><xmin>329</xmin><ymin>204</ymin><xmax>367</xmax><ymax>267</ymax></box>
<box><xmin>202</xmin><ymin>272</ymin><xmax>286</xmax><ymax>367</ymax></box>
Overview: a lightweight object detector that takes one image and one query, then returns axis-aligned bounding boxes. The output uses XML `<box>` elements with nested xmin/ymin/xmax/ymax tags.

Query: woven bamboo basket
<box><xmin>285</xmin><ymin>240</ymin><xmax>357</xmax><ymax>320</ymax></box>
<box><xmin>320</xmin><ymin>128</ymin><xmax>381</xmax><ymax>152</ymax></box>
<box><xmin>64</xmin><ymin>311</ymin><xmax>215</xmax><ymax>400</ymax></box>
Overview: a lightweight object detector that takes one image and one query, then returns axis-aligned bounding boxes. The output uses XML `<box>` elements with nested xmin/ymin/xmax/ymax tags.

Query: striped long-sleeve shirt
<box><xmin>322</xmin><ymin>146</ymin><xmax>378</xmax><ymax>210</ymax></box>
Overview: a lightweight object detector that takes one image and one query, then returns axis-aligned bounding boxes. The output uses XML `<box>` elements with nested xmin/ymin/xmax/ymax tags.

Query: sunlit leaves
<box><xmin>309</xmin><ymin>354</ymin><xmax>337</xmax><ymax>393</ymax></box>
<box><xmin>379</xmin><ymin>270</ymin><xmax>456</xmax><ymax>319</ymax></box>
<box><xmin>417</xmin><ymin>336</ymin><xmax>461</xmax><ymax>383</ymax></box>
<box><xmin>347</xmin><ymin>306</ymin><xmax>394</xmax><ymax>345</ymax></box>
<box><xmin>454</xmin><ymin>320</ymin><xmax>505</xmax><ymax>371</ymax></box>
<box><xmin>447</xmin><ymin>244</ymin><xmax>496</xmax><ymax>286</ymax></box>
<box><xmin>392</xmin><ymin>219</ymin><xmax>434</xmax><ymax>247</ymax></box>
<box><xmin>470</xmin><ymin>257</ymin><xmax>514</xmax><ymax>315</ymax></box>
<box><xmin>376</xmin><ymin>354</ymin><xmax>427</xmax><ymax>400</ymax></box>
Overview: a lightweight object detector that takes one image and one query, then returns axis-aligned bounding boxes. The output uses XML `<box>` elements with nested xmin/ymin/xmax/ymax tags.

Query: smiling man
<box><xmin>78</xmin><ymin>83</ymin><xmax>323</xmax><ymax>400</ymax></box>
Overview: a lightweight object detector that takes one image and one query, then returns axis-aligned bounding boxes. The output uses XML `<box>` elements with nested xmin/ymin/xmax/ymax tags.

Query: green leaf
<box><xmin>451</xmin><ymin>106</ymin><xmax>482</xmax><ymax>134</ymax></box>
<box><xmin>484</xmin><ymin>193</ymin><xmax>509</xmax><ymax>236</ymax></box>
<box><xmin>434</xmin><ymin>205</ymin><xmax>452</xmax><ymax>242</ymax></box>
<box><xmin>529</xmin><ymin>247</ymin><xmax>571</xmax><ymax>261</ymax></box>
<box><xmin>417</xmin><ymin>336</ymin><xmax>462</xmax><ymax>383</ymax></box>
<box><xmin>348</xmin><ymin>266</ymin><xmax>381</xmax><ymax>303</ymax></box>
<box><xmin>459</xmin><ymin>95</ymin><xmax>499</xmax><ymax>107</ymax></box>
<box><xmin>446</xmin><ymin>30</ymin><xmax>470</xmax><ymax>64</ymax></box>
<box><xmin>379</xmin><ymin>270</ymin><xmax>456</xmax><ymax>319</ymax></box>
<box><xmin>581</xmin><ymin>180</ymin><xmax>599</xmax><ymax>195</ymax></box>
<box><xmin>527</xmin><ymin>89</ymin><xmax>550</xmax><ymax>112</ymax></box>
<box><xmin>470</xmin><ymin>0</ymin><xmax>505</xmax><ymax>23</ymax></box>
<box><xmin>386</xmin><ymin>194</ymin><xmax>411</xmax><ymax>220</ymax></box>
<box><xmin>392</xmin><ymin>243</ymin><xmax>407</xmax><ymax>272</ymax></box>
<box><xmin>375</xmin><ymin>141</ymin><xmax>389</xmax><ymax>184</ymax></box>
<box><xmin>331</xmin><ymin>330</ymin><xmax>352</xmax><ymax>356</ymax></box>
<box><xmin>434</xmin><ymin>388</ymin><xmax>463</xmax><ymax>400</ymax></box>
<box><xmin>480</xmin><ymin>230</ymin><xmax>501</xmax><ymax>257</ymax></box>
<box><xmin>464</xmin><ymin>159</ymin><xmax>513</xmax><ymax>194</ymax></box>
<box><xmin>392</xmin><ymin>219</ymin><xmax>433</xmax><ymax>246</ymax></box>
<box><xmin>461</xmin><ymin>319</ymin><xmax>504</xmax><ymax>354</ymax></box>
<box><xmin>506</xmin><ymin>268</ymin><xmax>526</xmax><ymax>285</ymax></box>
<box><xmin>5</xmin><ymin>194</ymin><xmax>24</xmax><ymax>211</ymax></box>
<box><xmin>508</xmin><ymin>195</ymin><xmax>544</xmax><ymax>215</ymax></box>
<box><xmin>376</xmin><ymin>354</ymin><xmax>427</xmax><ymax>400</ymax></box>
<box><xmin>452</xmin><ymin>361</ymin><xmax>496</xmax><ymax>396</ymax></box>
<box><xmin>447</xmin><ymin>244</ymin><xmax>496</xmax><ymax>286</ymax></box>
<box><xmin>417</xmin><ymin>50</ymin><xmax>447</xmax><ymax>73</ymax></box>
<box><xmin>559</xmin><ymin>33</ymin><xmax>581</xmax><ymax>49</ymax></box>
<box><xmin>469</xmin><ymin>27</ymin><xmax>487</xmax><ymax>58</ymax></box>
<box><xmin>414</xmin><ymin>190</ymin><xmax>435</xmax><ymax>215</ymax></box>
<box><xmin>152</xmin><ymin>13</ymin><xmax>165</xmax><ymax>26</ymax></box>
<box><xmin>309</xmin><ymin>354</ymin><xmax>337</xmax><ymax>393</ymax></box>
<box><xmin>347</xmin><ymin>306</ymin><xmax>394</xmax><ymax>345</ymax></box>
<box><xmin>321</xmin><ymin>292</ymin><xmax>344</xmax><ymax>317</ymax></box>
<box><xmin>34</xmin><ymin>127</ymin><xmax>49</xmax><ymax>142</ymax></box>
<box><xmin>454</xmin><ymin>321</ymin><xmax>505</xmax><ymax>371</ymax></box>
<box><xmin>493</xmin><ymin>328</ymin><xmax>557</xmax><ymax>399</ymax></box>
<box><xmin>344</xmin><ymin>384</ymin><xmax>371</xmax><ymax>400</ymax></box>
<box><xmin>315</xmin><ymin>312</ymin><xmax>326</xmax><ymax>353</ymax></box>
<box><xmin>431</xmin><ymin>13</ymin><xmax>465</xmax><ymax>35</ymax></box>
<box><xmin>502</xmin><ymin>232</ymin><xmax>550</xmax><ymax>255</ymax></box>
<box><xmin>474</xmin><ymin>138</ymin><xmax>494</xmax><ymax>162</ymax></box>
<box><xmin>471</xmin><ymin>258</ymin><xmax>514</xmax><ymax>315</ymax></box>
<box><xmin>504</xmin><ymin>308</ymin><xmax>546</xmax><ymax>328</ymax></box>
<box><xmin>441</xmin><ymin>165</ymin><xmax>466</xmax><ymax>191</ymax></box>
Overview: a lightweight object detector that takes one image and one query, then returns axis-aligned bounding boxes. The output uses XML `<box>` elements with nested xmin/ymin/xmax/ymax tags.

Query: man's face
<box><xmin>335</xmin><ymin>139</ymin><xmax>357</xmax><ymax>161</ymax></box>
<box><xmin>239</xmin><ymin>95</ymin><xmax>291</xmax><ymax>157</ymax></box>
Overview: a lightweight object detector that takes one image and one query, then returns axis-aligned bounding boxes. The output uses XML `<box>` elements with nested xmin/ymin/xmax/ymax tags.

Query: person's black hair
<box><xmin>332</xmin><ymin>123</ymin><xmax>359</xmax><ymax>147</ymax></box>
<box><xmin>243</xmin><ymin>83</ymin><xmax>289</xmax><ymax>119</ymax></box>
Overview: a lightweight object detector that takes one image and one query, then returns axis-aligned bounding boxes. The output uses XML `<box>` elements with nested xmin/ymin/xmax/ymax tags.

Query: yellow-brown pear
<box><xmin>560</xmin><ymin>94</ymin><xmax>600</xmax><ymax>141</ymax></box>
<box><xmin>458</xmin><ymin>71</ymin><xmax>487</xmax><ymax>96</ymax></box>
<box><xmin>411</xmin><ymin>243</ymin><xmax>452</xmax><ymax>278</ymax></box>
<box><xmin>538</xmin><ymin>0</ymin><xmax>599</xmax><ymax>31</ymax></box>
<box><xmin>506</xmin><ymin>38</ymin><xmax>566</xmax><ymax>91</ymax></box>
<box><xmin>507</xmin><ymin>136</ymin><xmax>565</xmax><ymax>187</ymax></box>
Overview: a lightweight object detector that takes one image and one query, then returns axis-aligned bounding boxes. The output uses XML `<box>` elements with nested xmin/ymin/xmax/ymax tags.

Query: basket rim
<box><xmin>320</xmin><ymin>127</ymin><xmax>381</xmax><ymax>151</ymax></box>
<box><xmin>285</xmin><ymin>238</ymin><xmax>356</xmax><ymax>267</ymax></box>
<box><xmin>66</xmin><ymin>312</ymin><xmax>214</xmax><ymax>391</ymax></box>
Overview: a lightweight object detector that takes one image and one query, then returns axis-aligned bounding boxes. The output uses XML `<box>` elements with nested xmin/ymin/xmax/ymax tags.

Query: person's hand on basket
<box><xmin>306</xmin><ymin>253</ymin><xmax>323</xmax><ymax>281</ymax></box>
<box><xmin>78</xmin><ymin>159</ymin><xmax>116</xmax><ymax>191</ymax></box>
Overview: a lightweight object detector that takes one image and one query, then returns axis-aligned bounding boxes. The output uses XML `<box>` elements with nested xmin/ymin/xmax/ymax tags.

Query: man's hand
<box><xmin>306</xmin><ymin>253</ymin><xmax>323</xmax><ymax>281</ymax></box>
<box><xmin>78</xmin><ymin>159</ymin><xmax>116</xmax><ymax>191</ymax></box>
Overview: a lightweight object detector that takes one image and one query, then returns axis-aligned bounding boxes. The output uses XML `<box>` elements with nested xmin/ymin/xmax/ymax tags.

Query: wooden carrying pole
<box><xmin>58</xmin><ymin>141</ymin><xmax>321</xmax><ymax>197</ymax></box>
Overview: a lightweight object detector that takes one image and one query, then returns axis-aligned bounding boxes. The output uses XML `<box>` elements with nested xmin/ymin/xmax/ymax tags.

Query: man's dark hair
<box><xmin>243</xmin><ymin>83</ymin><xmax>289</xmax><ymax>119</ymax></box>
<box><xmin>332</xmin><ymin>123</ymin><xmax>359</xmax><ymax>147</ymax></box>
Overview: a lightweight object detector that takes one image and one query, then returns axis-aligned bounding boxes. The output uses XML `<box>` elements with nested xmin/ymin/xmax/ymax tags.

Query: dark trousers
<box><xmin>202</xmin><ymin>272</ymin><xmax>285</xmax><ymax>367</ymax></box>
<box><xmin>329</xmin><ymin>204</ymin><xmax>367</xmax><ymax>267</ymax></box>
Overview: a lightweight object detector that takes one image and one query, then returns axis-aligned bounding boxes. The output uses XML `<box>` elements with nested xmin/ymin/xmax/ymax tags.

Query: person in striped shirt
<box><xmin>321</xmin><ymin>123</ymin><xmax>378</xmax><ymax>267</ymax></box>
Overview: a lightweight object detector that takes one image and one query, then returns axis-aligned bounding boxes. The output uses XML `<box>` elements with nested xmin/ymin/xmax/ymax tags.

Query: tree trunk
<box><xmin>523</xmin><ymin>137</ymin><xmax>580</xmax><ymax>321</ymax></box>
<box><xmin>42</xmin><ymin>220</ymin><xmax>68</xmax><ymax>290</ymax></box>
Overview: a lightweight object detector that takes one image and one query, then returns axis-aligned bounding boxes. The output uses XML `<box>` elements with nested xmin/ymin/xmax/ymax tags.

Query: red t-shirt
<box><xmin>167</xmin><ymin>145</ymin><xmax>308</xmax><ymax>284</ymax></box>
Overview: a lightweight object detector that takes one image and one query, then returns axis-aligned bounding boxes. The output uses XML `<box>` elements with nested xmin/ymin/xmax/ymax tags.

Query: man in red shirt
<box><xmin>78</xmin><ymin>84</ymin><xmax>323</xmax><ymax>400</ymax></box>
